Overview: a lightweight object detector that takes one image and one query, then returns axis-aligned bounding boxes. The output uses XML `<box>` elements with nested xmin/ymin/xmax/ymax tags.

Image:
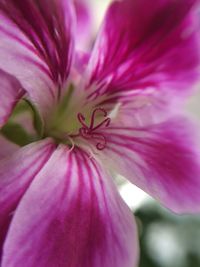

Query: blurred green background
<box><xmin>135</xmin><ymin>201</ymin><xmax>200</xmax><ymax>267</ymax></box>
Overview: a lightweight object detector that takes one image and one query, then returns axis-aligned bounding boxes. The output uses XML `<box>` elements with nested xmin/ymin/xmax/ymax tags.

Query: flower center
<box><xmin>1</xmin><ymin>85</ymin><xmax>112</xmax><ymax>151</ymax></box>
<box><xmin>42</xmin><ymin>85</ymin><xmax>112</xmax><ymax>149</ymax></box>
<box><xmin>72</xmin><ymin>108</ymin><xmax>111</xmax><ymax>150</ymax></box>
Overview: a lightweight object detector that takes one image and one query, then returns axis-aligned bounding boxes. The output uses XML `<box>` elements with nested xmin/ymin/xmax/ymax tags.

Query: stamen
<box><xmin>79</xmin><ymin>127</ymin><xmax>90</xmax><ymax>138</ymax></box>
<box><xmin>75</xmin><ymin>107</ymin><xmax>111</xmax><ymax>150</ymax></box>
<box><xmin>91</xmin><ymin>133</ymin><xmax>107</xmax><ymax>150</ymax></box>
<box><xmin>92</xmin><ymin>117</ymin><xmax>111</xmax><ymax>131</ymax></box>
<box><xmin>89</xmin><ymin>108</ymin><xmax>108</xmax><ymax>129</ymax></box>
<box><xmin>66</xmin><ymin>135</ymin><xmax>75</xmax><ymax>152</ymax></box>
<box><xmin>77</xmin><ymin>113</ymin><xmax>88</xmax><ymax>128</ymax></box>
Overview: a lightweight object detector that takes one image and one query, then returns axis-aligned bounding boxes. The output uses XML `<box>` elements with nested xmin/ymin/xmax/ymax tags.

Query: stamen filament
<box><xmin>92</xmin><ymin>117</ymin><xmax>111</xmax><ymax>131</ymax></box>
<box><xmin>89</xmin><ymin>108</ymin><xmax>108</xmax><ymax>129</ymax></box>
<box><xmin>74</xmin><ymin>107</ymin><xmax>111</xmax><ymax>150</ymax></box>
<box><xmin>77</xmin><ymin>113</ymin><xmax>88</xmax><ymax>128</ymax></box>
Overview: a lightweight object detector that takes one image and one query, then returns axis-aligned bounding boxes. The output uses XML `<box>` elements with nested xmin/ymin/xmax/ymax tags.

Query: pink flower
<box><xmin>74</xmin><ymin>0</ymin><xmax>93</xmax><ymax>51</ymax></box>
<box><xmin>0</xmin><ymin>0</ymin><xmax>200</xmax><ymax>266</ymax></box>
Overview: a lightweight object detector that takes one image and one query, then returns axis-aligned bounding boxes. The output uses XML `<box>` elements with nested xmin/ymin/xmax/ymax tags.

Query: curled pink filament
<box><xmin>91</xmin><ymin>133</ymin><xmax>107</xmax><ymax>150</ymax></box>
<box><xmin>77</xmin><ymin>108</ymin><xmax>110</xmax><ymax>150</ymax></box>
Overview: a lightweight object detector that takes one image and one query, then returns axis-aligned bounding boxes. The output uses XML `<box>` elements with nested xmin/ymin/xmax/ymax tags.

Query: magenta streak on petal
<box><xmin>1</xmin><ymin>35</ymin><xmax>56</xmax><ymax>100</ymax></box>
<box><xmin>69</xmin><ymin>149</ymin><xmax>137</xmax><ymax>267</ymax></box>
<box><xmin>12</xmin><ymin>52</ymin><xmax>56</xmax><ymax>99</ymax></box>
<box><xmin>79</xmin><ymin>149</ymin><xmax>139</xmax><ymax>266</ymax></box>
<box><xmin>75</xmin><ymin>108</ymin><xmax>111</xmax><ymax>150</ymax></box>
<box><xmin>69</xmin><ymin>151</ymin><xmax>108</xmax><ymax>265</ymax></box>
<box><xmin>0</xmin><ymin>4</ymin><xmax>54</xmax><ymax>74</ymax></box>
<box><xmin>85</xmin><ymin>155</ymin><xmax>119</xmax><ymax>247</ymax></box>
<box><xmin>0</xmin><ymin>25</ymin><xmax>37</xmax><ymax>54</ymax></box>
<box><xmin>15</xmin><ymin>53</ymin><xmax>53</xmax><ymax>80</ymax></box>
<box><xmin>0</xmin><ymin>1</ymin><xmax>73</xmax><ymax>85</ymax></box>
<box><xmin>65</xmin><ymin>151</ymin><xmax>112</xmax><ymax>266</ymax></box>
<box><xmin>0</xmin><ymin>0</ymin><xmax>75</xmax><ymax>114</ymax></box>
<box><xmin>2</xmin><ymin>146</ymin><xmax>138</xmax><ymax>267</ymax></box>
<box><xmin>97</xmin><ymin>118</ymin><xmax>200</xmax><ymax>214</ymax></box>
<box><xmin>0</xmin><ymin>139</ymin><xmax>56</xmax><ymax>258</ymax></box>
<box><xmin>83</xmin><ymin>0</ymin><xmax>200</xmax><ymax>107</ymax></box>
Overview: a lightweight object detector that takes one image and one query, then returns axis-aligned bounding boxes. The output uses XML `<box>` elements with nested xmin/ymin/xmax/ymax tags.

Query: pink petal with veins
<box><xmin>0</xmin><ymin>139</ymin><xmax>55</xmax><ymax>258</ymax></box>
<box><xmin>2</xmin><ymin>147</ymin><xmax>138</xmax><ymax>267</ymax></box>
<box><xmin>74</xmin><ymin>0</ymin><xmax>92</xmax><ymax>51</ymax></box>
<box><xmin>95</xmin><ymin>117</ymin><xmax>200</xmax><ymax>214</ymax></box>
<box><xmin>84</xmin><ymin>0</ymin><xmax>200</xmax><ymax>105</ymax></box>
<box><xmin>0</xmin><ymin>69</ymin><xmax>24</xmax><ymax>128</ymax></box>
<box><xmin>0</xmin><ymin>136</ymin><xmax>19</xmax><ymax>160</ymax></box>
<box><xmin>0</xmin><ymin>0</ymin><xmax>75</xmax><ymax>116</ymax></box>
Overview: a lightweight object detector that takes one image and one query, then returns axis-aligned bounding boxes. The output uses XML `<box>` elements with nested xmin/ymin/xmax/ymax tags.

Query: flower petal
<box><xmin>2</xmin><ymin>147</ymin><xmax>138</xmax><ymax>267</ymax></box>
<box><xmin>0</xmin><ymin>135</ymin><xmax>19</xmax><ymax>160</ymax></box>
<box><xmin>95</xmin><ymin>117</ymin><xmax>200</xmax><ymax>214</ymax></box>
<box><xmin>0</xmin><ymin>0</ymin><xmax>75</xmax><ymax>115</ymax></box>
<box><xmin>0</xmin><ymin>139</ymin><xmax>55</xmax><ymax>257</ymax></box>
<box><xmin>0</xmin><ymin>69</ymin><xmax>24</xmax><ymax>128</ymax></box>
<box><xmin>84</xmin><ymin>0</ymin><xmax>200</xmax><ymax>104</ymax></box>
<box><xmin>74</xmin><ymin>0</ymin><xmax>92</xmax><ymax>51</ymax></box>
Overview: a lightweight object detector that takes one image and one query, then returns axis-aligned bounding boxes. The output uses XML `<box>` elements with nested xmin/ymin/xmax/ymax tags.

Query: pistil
<box><xmin>73</xmin><ymin>108</ymin><xmax>111</xmax><ymax>150</ymax></box>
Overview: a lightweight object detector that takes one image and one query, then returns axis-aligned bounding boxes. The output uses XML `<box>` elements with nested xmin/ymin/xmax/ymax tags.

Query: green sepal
<box><xmin>48</xmin><ymin>85</ymin><xmax>74</xmax><ymax>132</ymax></box>
<box><xmin>1</xmin><ymin>122</ymin><xmax>37</xmax><ymax>146</ymax></box>
<box><xmin>57</xmin><ymin>84</ymin><xmax>74</xmax><ymax>115</ymax></box>
<box><xmin>24</xmin><ymin>99</ymin><xmax>44</xmax><ymax>137</ymax></box>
